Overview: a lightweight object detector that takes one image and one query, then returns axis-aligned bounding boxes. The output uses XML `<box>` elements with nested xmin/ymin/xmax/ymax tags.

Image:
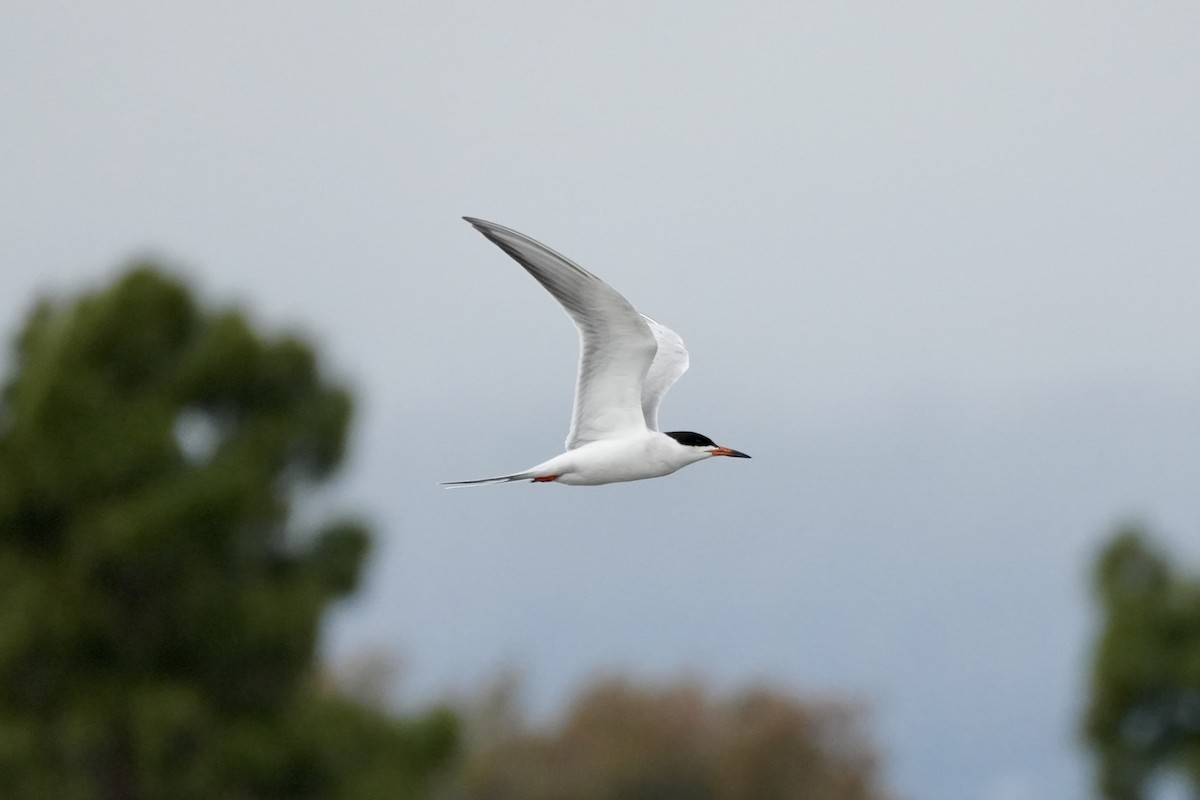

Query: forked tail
<box><xmin>440</xmin><ymin>471</ymin><xmax>539</xmax><ymax>488</ymax></box>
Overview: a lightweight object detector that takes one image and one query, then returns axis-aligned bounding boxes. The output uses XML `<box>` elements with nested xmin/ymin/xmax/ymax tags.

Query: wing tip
<box><xmin>462</xmin><ymin>216</ymin><xmax>498</xmax><ymax>232</ymax></box>
<box><xmin>463</xmin><ymin>217</ymin><xmax>516</xmax><ymax>246</ymax></box>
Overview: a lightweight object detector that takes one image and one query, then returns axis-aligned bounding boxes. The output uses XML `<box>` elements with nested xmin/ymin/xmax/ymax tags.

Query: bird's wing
<box><xmin>464</xmin><ymin>218</ymin><xmax>657</xmax><ymax>450</ymax></box>
<box><xmin>639</xmin><ymin>315</ymin><xmax>690</xmax><ymax>431</ymax></box>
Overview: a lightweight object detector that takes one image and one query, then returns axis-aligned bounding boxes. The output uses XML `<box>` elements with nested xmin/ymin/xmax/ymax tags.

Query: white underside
<box><xmin>525</xmin><ymin>431</ymin><xmax>709</xmax><ymax>486</ymax></box>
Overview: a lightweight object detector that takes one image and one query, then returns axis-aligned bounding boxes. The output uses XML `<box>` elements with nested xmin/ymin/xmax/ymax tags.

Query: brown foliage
<box><xmin>442</xmin><ymin>675</ymin><xmax>888</xmax><ymax>800</ymax></box>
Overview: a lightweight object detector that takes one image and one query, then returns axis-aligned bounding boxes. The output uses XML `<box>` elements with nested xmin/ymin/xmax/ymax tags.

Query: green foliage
<box><xmin>0</xmin><ymin>267</ymin><xmax>456</xmax><ymax>799</ymax></box>
<box><xmin>1085</xmin><ymin>525</ymin><xmax>1200</xmax><ymax>800</ymax></box>
<box><xmin>443</xmin><ymin>675</ymin><xmax>888</xmax><ymax>800</ymax></box>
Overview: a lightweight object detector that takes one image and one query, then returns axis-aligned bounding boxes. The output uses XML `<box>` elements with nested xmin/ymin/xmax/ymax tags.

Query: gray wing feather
<box><xmin>464</xmin><ymin>218</ymin><xmax>657</xmax><ymax>450</ymax></box>
<box><xmin>639</xmin><ymin>315</ymin><xmax>689</xmax><ymax>431</ymax></box>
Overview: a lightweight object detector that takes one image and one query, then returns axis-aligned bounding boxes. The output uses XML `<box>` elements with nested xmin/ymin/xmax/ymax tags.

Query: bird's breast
<box><xmin>555</xmin><ymin>436</ymin><xmax>683</xmax><ymax>485</ymax></box>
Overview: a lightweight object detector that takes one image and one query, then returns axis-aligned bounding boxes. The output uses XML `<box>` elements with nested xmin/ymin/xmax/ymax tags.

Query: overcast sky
<box><xmin>4</xmin><ymin>3</ymin><xmax>1199</xmax><ymax>799</ymax></box>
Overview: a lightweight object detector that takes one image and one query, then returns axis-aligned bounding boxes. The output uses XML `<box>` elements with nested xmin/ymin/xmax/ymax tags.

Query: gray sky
<box><xmin>4</xmin><ymin>3</ymin><xmax>1199</xmax><ymax>799</ymax></box>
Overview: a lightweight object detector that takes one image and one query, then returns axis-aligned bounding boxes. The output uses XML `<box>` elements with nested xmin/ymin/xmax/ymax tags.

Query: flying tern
<box><xmin>444</xmin><ymin>218</ymin><xmax>750</xmax><ymax>487</ymax></box>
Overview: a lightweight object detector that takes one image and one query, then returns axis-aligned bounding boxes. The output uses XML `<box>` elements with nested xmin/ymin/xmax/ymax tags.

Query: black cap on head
<box><xmin>665</xmin><ymin>431</ymin><xmax>717</xmax><ymax>448</ymax></box>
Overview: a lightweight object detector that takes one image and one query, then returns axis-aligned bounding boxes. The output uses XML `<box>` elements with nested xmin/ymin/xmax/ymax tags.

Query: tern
<box><xmin>443</xmin><ymin>218</ymin><xmax>750</xmax><ymax>487</ymax></box>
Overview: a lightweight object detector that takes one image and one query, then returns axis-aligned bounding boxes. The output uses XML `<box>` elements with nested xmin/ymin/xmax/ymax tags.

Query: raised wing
<box><xmin>639</xmin><ymin>315</ymin><xmax>690</xmax><ymax>431</ymax></box>
<box><xmin>464</xmin><ymin>218</ymin><xmax>657</xmax><ymax>450</ymax></box>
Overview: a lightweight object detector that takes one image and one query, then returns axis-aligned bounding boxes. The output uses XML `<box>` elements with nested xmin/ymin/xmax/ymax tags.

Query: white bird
<box><xmin>443</xmin><ymin>218</ymin><xmax>750</xmax><ymax>487</ymax></box>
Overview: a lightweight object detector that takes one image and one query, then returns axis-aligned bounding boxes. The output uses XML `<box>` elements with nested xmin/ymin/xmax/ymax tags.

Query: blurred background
<box><xmin>3</xmin><ymin>3</ymin><xmax>1198</xmax><ymax>799</ymax></box>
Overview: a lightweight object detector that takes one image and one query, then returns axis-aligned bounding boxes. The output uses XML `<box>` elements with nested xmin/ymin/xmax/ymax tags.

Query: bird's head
<box><xmin>664</xmin><ymin>431</ymin><xmax>751</xmax><ymax>462</ymax></box>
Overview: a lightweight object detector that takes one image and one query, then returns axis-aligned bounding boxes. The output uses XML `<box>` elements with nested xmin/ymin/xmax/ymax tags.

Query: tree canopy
<box><xmin>444</xmin><ymin>675</ymin><xmax>887</xmax><ymax>800</ymax></box>
<box><xmin>1085</xmin><ymin>525</ymin><xmax>1200</xmax><ymax>800</ymax></box>
<box><xmin>0</xmin><ymin>267</ymin><xmax>456</xmax><ymax>799</ymax></box>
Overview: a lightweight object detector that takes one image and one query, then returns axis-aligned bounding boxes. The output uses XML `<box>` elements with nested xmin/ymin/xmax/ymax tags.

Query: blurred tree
<box><xmin>442</xmin><ymin>675</ymin><xmax>888</xmax><ymax>800</ymax></box>
<box><xmin>0</xmin><ymin>267</ymin><xmax>456</xmax><ymax>799</ymax></box>
<box><xmin>1085</xmin><ymin>525</ymin><xmax>1200</xmax><ymax>800</ymax></box>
